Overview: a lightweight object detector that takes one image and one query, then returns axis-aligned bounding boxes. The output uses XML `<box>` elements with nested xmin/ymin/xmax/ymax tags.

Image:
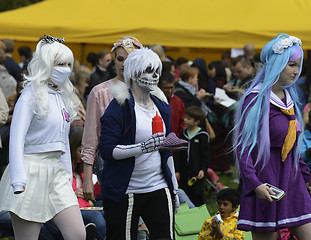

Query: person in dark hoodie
<box><xmin>174</xmin><ymin>106</ymin><xmax>210</xmax><ymax>206</ymax></box>
<box><xmin>192</xmin><ymin>58</ymin><xmax>216</xmax><ymax>97</ymax></box>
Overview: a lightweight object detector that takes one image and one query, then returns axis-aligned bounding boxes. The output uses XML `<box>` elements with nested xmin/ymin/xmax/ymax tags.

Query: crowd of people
<box><xmin>0</xmin><ymin>33</ymin><xmax>310</xmax><ymax>240</ymax></box>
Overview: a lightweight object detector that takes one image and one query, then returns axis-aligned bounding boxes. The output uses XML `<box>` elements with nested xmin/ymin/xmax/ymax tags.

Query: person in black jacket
<box><xmin>2</xmin><ymin>38</ymin><xmax>22</xmax><ymax>82</ymax></box>
<box><xmin>84</xmin><ymin>50</ymin><xmax>114</xmax><ymax>98</ymax></box>
<box><xmin>175</xmin><ymin>106</ymin><xmax>210</xmax><ymax>206</ymax></box>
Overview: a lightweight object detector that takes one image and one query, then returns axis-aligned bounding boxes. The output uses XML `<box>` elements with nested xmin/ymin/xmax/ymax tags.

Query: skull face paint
<box><xmin>124</xmin><ymin>47</ymin><xmax>163</xmax><ymax>89</ymax></box>
<box><xmin>136</xmin><ymin>65</ymin><xmax>160</xmax><ymax>91</ymax></box>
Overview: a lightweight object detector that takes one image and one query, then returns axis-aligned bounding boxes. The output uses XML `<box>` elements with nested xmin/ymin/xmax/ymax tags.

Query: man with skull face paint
<box><xmin>99</xmin><ymin>47</ymin><xmax>178</xmax><ymax>240</ymax></box>
<box><xmin>82</xmin><ymin>36</ymin><xmax>142</xmax><ymax>201</ymax></box>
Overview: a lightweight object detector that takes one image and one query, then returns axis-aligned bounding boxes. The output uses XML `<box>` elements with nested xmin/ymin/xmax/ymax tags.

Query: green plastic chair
<box><xmin>175</xmin><ymin>203</ymin><xmax>210</xmax><ymax>240</ymax></box>
<box><xmin>244</xmin><ymin>231</ymin><xmax>253</xmax><ymax>240</ymax></box>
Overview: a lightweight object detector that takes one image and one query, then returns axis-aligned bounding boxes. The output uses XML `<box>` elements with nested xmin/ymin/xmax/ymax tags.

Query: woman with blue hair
<box><xmin>234</xmin><ymin>33</ymin><xmax>311</xmax><ymax>239</ymax></box>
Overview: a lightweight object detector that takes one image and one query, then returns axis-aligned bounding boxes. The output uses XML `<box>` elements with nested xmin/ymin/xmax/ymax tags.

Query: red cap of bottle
<box><xmin>152</xmin><ymin>111</ymin><xmax>164</xmax><ymax>134</ymax></box>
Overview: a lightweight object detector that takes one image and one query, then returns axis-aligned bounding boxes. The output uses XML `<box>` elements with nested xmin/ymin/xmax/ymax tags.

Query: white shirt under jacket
<box><xmin>9</xmin><ymin>86</ymin><xmax>71</xmax><ymax>192</ymax></box>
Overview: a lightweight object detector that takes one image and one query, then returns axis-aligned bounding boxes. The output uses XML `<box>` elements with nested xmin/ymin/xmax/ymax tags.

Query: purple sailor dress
<box><xmin>237</xmin><ymin>91</ymin><xmax>311</xmax><ymax>232</ymax></box>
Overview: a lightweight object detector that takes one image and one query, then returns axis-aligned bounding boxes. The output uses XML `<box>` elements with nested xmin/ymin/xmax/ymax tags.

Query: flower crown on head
<box><xmin>41</xmin><ymin>35</ymin><xmax>65</xmax><ymax>44</ymax></box>
<box><xmin>111</xmin><ymin>37</ymin><xmax>142</xmax><ymax>53</ymax></box>
<box><xmin>272</xmin><ymin>36</ymin><xmax>302</xmax><ymax>54</ymax></box>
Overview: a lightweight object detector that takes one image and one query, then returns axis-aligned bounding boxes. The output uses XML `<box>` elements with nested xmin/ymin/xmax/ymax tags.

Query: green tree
<box><xmin>0</xmin><ymin>0</ymin><xmax>42</xmax><ymax>13</ymax></box>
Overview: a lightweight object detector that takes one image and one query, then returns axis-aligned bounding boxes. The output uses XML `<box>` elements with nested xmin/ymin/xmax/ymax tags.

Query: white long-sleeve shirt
<box><xmin>9</xmin><ymin>86</ymin><xmax>71</xmax><ymax>192</ymax></box>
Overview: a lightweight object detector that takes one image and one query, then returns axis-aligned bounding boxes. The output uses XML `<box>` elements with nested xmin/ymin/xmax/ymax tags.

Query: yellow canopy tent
<box><xmin>0</xmin><ymin>0</ymin><xmax>310</xmax><ymax>63</ymax></box>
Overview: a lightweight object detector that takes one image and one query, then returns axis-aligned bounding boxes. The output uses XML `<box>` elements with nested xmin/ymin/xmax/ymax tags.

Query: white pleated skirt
<box><xmin>0</xmin><ymin>152</ymin><xmax>78</xmax><ymax>223</ymax></box>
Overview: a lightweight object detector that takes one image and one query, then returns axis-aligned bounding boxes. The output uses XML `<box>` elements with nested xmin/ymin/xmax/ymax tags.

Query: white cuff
<box><xmin>112</xmin><ymin>143</ymin><xmax>143</xmax><ymax>160</ymax></box>
<box><xmin>12</xmin><ymin>183</ymin><xmax>24</xmax><ymax>193</ymax></box>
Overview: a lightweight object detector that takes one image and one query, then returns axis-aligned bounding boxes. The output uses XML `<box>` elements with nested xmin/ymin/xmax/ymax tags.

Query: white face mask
<box><xmin>50</xmin><ymin>66</ymin><xmax>71</xmax><ymax>86</ymax></box>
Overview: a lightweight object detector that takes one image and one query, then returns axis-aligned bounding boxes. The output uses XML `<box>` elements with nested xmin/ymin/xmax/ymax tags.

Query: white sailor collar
<box><xmin>250</xmin><ymin>83</ymin><xmax>293</xmax><ymax>110</ymax></box>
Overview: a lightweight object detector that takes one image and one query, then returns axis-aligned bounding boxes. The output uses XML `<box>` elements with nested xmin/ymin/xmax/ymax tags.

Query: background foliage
<box><xmin>0</xmin><ymin>0</ymin><xmax>42</xmax><ymax>12</ymax></box>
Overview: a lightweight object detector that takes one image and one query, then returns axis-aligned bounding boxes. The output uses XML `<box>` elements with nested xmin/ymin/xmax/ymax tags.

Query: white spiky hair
<box><xmin>123</xmin><ymin>47</ymin><xmax>162</xmax><ymax>87</ymax></box>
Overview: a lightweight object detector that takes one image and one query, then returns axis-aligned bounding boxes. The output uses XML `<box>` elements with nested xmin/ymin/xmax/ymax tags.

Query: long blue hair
<box><xmin>233</xmin><ymin>33</ymin><xmax>304</xmax><ymax>174</ymax></box>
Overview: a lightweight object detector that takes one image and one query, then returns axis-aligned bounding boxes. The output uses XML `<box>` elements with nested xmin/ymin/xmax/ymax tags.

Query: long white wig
<box><xmin>22</xmin><ymin>38</ymin><xmax>76</xmax><ymax>120</ymax></box>
<box><xmin>123</xmin><ymin>47</ymin><xmax>162</xmax><ymax>88</ymax></box>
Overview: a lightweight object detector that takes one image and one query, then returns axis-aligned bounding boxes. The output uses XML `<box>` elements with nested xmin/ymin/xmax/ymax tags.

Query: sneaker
<box><xmin>85</xmin><ymin>222</ymin><xmax>96</xmax><ymax>240</ymax></box>
<box><xmin>137</xmin><ymin>229</ymin><xmax>150</xmax><ymax>240</ymax></box>
<box><xmin>215</xmin><ymin>182</ymin><xmax>228</xmax><ymax>190</ymax></box>
<box><xmin>222</xmin><ymin>169</ymin><xmax>233</xmax><ymax>177</ymax></box>
<box><xmin>231</xmin><ymin>178</ymin><xmax>240</xmax><ymax>184</ymax></box>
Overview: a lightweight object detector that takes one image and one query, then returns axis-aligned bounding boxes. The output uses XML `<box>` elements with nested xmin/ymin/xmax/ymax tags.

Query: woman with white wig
<box><xmin>99</xmin><ymin>47</ymin><xmax>178</xmax><ymax>240</ymax></box>
<box><xmin>0</xmin><ymin>35</ymin><xmax>85</xmax><ymax>240</ymax></box>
